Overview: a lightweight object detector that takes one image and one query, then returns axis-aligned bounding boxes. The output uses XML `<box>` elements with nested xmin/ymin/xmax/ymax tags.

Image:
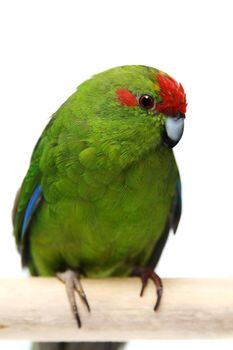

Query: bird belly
<box><xmin>29</xmin><ymin>152</ymin><xmax>177</xmax><ymax>277</ymax></box>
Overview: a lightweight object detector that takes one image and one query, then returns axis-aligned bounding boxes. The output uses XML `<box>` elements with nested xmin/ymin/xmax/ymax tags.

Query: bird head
<box><xmin>70</xmin><ymin>65</ymin><xmax>187</xmax><ymax>167</ymax></box>
<box><xmin>115</xmin><ymin>69</ymin><xmax>186</xmax><ymax>148</ymax></box>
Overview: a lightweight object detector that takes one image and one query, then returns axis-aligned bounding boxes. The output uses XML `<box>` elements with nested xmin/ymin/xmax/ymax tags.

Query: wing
<box><xmin>12</xmin><ymin>117</ymin><xmax>56</xmax><ymax>265</ymax></box>
<box><xmin>147</xmin><ymin>177</ymin><xmax>182</xmax><ymax>269</ymax></box>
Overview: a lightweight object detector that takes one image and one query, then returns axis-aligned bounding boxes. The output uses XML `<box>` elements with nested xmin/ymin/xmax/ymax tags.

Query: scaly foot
<box><xmin>57</xmin><ymin>269</ymin><xmax>90</xmax><ymax>328</ymax></box>
<box><xmin>133</xmin><ymin>267</ymin><xmax>163</xmax><ymax>311</ymax></box>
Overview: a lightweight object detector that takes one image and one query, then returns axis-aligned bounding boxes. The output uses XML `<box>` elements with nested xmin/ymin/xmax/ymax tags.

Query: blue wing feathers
<box><xmin>21</xmin><ymin>185</ymin><xmax>43</xmax><ymax>239</ymax></box>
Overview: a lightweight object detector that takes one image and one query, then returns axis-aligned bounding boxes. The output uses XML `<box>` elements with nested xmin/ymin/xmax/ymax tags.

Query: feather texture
<box><xmin>156</xmin><ymin>74</ymin><xmax>187</xmax><ymax>115</ymax></box>
<box><xmin>21</xmin><ymin>185</ymin><xmax>42</xmax><ymax>239</ymax></box>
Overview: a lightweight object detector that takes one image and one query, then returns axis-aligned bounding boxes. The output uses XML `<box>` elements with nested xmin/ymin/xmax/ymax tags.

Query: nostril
<box><xmin>174</xmin><ymin>112</ymin><xmax>185</xmax><ymax>119</ymax></box>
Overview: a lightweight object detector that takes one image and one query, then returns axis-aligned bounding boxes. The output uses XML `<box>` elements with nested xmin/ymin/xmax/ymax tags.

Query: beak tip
<box><xmin>163</xmin><ymin>132</ymin><xmax>179</xmax><ymax>148</ymax></box>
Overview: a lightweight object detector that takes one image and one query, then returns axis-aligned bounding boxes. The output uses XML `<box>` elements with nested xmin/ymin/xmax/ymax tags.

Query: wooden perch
<box><xmin>0</xmin><ymin>278</ymin><xmax>233</xmax><ymax>340</ymax></box>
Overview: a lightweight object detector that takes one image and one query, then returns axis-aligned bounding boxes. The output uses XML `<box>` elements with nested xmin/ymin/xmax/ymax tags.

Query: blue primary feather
<box><xmin>21</xmin><ymin>185</ymin><xmax>42</xmax><ymax>239</ymax></box>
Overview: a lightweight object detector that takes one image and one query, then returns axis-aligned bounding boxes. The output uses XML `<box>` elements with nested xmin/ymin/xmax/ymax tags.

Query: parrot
<box><xmin>12</xmin><ymin>65</ymin><xmax>187</xmax><ymax>350</ymax></box>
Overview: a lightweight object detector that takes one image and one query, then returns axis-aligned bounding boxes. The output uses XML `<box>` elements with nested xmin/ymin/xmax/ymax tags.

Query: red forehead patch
<box><xmin>116</xmin><ymin>88</ymin><xmax>137</xmax><ymax>107</ymax></box>
<box><xmin>156</xmin><ymin>74</ymin><xmax>187</xmax><ymax>115</ymax></box>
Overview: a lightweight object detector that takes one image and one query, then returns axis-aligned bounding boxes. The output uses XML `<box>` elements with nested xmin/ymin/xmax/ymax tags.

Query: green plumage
<box><xmin>14</xmin><ymin>65</ymin><xmax>180</xmax><ymax>278</ymax></box>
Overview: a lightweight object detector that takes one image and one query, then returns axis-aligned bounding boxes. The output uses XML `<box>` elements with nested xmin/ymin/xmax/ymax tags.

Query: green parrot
<box><xmin>13</xmin><ymin>65</ymin><xmax>186</xmax><ymax>350</ymax></box>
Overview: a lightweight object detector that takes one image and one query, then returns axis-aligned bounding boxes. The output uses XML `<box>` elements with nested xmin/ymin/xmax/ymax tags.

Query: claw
<box><xmin>139</xmin><ymin>275</ymin><xmax>148</xmax><ymax>297</ymax></box>
<box><xmin>73</xmin><ymin>276</ymin><xmax>91</xmax><ymax>312</ymax></box>
<box><xmin>57</xmin><ymin>270</ymin><xmax>90</xmax><ymax>328</ymax></box>
<box><xmin>133</xmin><ymin>267</ymin><xmax>163</xmax><ymax>311</ymax></box>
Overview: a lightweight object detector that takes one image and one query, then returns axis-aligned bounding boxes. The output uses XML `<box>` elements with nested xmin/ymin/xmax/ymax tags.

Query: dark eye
<box><xmin>139</xmin><ymin>94</ymin><xmax>155</xmax><ymax>110</ymax></box>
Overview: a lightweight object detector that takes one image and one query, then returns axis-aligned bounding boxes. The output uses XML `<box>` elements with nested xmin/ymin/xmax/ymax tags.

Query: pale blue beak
<box><xmin>163</xmin><ymin>114</ymin><xmax>185</xmax><ymax>148</ymax></box>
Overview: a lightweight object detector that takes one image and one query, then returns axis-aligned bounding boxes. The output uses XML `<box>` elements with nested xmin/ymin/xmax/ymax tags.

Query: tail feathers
<box><xmin>32</xmin><ymin>342</ymin><xmax>125</xmax><ymax>350</ymax></box>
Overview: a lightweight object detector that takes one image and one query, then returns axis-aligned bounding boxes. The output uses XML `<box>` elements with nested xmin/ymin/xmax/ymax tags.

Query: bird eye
<box><xmin>139</xmin><ymin>94</ymin><xmax>155</xmax><ymax>110</ymax></box>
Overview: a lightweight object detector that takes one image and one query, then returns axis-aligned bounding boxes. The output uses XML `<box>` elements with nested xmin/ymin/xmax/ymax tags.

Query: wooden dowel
<box><xmin>0</xmin><ymin>278</ymin><xmax>233</xmax><ymax>340</ymax></box>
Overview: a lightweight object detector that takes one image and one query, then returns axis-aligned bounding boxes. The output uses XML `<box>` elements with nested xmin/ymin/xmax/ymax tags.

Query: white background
<box><xmin>0</xmin><ymin>0</ymin><xmax>233</xmax><ymax>349</ymax></box>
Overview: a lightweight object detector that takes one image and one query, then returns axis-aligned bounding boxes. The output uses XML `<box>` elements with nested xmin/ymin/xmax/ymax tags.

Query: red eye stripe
<box><xmin>156</xmin><ymin>74</ymin><xmax>187</xmax><ymax>115</ymax></box>
<box><xmin>116</xmin><ymin>88</ymin><xmax>137</xmax><ymax>107</ymax></box>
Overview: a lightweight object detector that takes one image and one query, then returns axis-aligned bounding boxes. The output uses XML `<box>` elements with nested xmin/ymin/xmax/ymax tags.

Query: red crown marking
<box><xmin>156</xmin><ymin>74</ymin><xmax>187</xmax><ymax>115</ymax></box>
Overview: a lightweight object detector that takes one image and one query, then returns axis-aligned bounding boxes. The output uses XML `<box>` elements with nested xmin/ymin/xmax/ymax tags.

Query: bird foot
<box><xmin>57</xmin><ymin>269</ymin><xmax>90</xmax><ymax>328</ymax></box>
<box><xmin>132</xmin><ymin>267</ymin><xmax>163</xmax><ymax>311</ymax></box>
